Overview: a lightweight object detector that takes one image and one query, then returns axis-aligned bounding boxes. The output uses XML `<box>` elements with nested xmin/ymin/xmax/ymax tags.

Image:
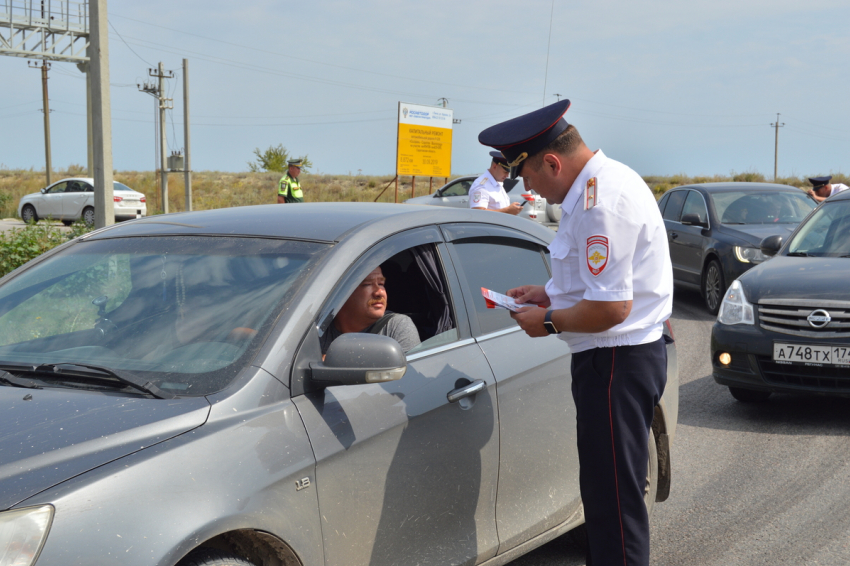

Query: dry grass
<box><xmin>2</xmin><ymin>166</ymin><xmax>847</xmax><ymax>218</ymax></box>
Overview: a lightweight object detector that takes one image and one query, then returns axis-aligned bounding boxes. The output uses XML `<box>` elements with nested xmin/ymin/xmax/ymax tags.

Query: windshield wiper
<box><xmin>30</xmin><ymin>363</ymin><xmax>175</xmax><ymax>399</ymax></box>
<box><xmin>0</xmin><ymin>369</ymin><xmax>42</xmax><ymax>390</ymax></box>
<box><xmin>786</xmin><ymin>252</ymin><xmax>808</xmax><ymax>256</ymax></box>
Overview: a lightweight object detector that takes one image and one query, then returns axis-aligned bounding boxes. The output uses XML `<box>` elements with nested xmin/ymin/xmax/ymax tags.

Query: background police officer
<box><xmin>278</xmin><ymin>159</ymin><xmax>304</xmax><ymax>203</ymax></box>
<box><xmin>807</xmin><ymin>175</ymin><xmax>849</xmax><ymax>203</ymax></box>
<box><xmin>469</xmin><ymin>151</ymin><xmax>523</xmax><ymax>214</ymax></box>
<box><xmin>479</xmin><ymin>99</ymin><xmax>673</xmax><ymax>566</ymax></box>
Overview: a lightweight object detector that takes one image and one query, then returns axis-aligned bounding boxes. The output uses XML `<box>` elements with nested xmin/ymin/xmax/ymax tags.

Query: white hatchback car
<box><xmin>18</xmin><ymin>178</ymin><xmax>147</xmax><ymax>225</ymax></box>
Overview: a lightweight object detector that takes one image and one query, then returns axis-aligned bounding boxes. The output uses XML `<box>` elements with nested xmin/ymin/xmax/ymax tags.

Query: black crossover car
<box><xmin>712</xmin><ymin>189</ymin><xmax>850</xmax><ymax>401</ymax></box>
<box><xmin>657</xmin><ymin>182</ymin><xmax>816</xmax><ymax>314</ymax></box>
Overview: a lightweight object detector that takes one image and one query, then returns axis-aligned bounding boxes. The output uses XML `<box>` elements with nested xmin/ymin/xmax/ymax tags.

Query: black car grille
<box><xmin>758</xmin><ymin>299</ymin><xmax>850</xmax><ymax>338</ymax></box>
<box><xmin>757</xmin><ymin>358</ymin><xmax>850</xmax><ymax>392</ymax></box>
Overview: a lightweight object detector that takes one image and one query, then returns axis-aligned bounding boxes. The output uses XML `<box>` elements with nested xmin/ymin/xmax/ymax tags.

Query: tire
<box><xmin>566</xmin><ymin>433</ymin><xmax>659</xmax><ymax>550</ymax></box>
<box><xmin>21</xmin><ymin>204</ymin><xmax>38</xmax><ymax>223</ymax></box>
<box><xmin>82</xmin><ymin>206</ymin><xmax>96</xmax><ymax>226</ymax></box>
<box><xmin>178</xmin><ymin>548</ymin><xmax>257</xmax><ymax>566</ymax></box>
<box><xmin>702</xmin><ymin>259</ymin><xmax>725</xmax><ymax>315</ymax></box>
<box><xmin>729</xmin><ymin>386</ymin><xmax>772</xmax><ymax>403</ymax></box>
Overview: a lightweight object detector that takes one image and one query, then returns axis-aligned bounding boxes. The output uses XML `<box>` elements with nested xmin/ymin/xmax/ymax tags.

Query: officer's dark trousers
<box><xmin>570</xmin><ymin>336</ymin><xmax>668</xmax><ymax>566</ymax></box>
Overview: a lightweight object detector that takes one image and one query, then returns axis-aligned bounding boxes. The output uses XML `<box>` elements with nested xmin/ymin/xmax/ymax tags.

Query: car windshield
<box><xmin>0</xmin><ymin>236</ymin><xmax>328</xmax><ymax>396</ymax></box>
<box><xmin>786</xmin><ymin>199</ymin><xmax>850</xmax><ymax>257</ymax></box>
<box><xmin>711</xmin><ymin>190</ymin><xmax>815</xmax><ymax>225</ymax></box>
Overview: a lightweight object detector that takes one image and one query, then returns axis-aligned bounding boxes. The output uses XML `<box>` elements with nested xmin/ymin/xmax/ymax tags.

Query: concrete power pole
<box><xmin>770</xmin><ymin>113</ymin><xmax>785</xmax><ymax>181</ymax></box>
<box><xmin>90</xmin><ymin>0</ymin><xmax>115</xmax><ymax>229</ymax></box>
<box><xmin>183</xmin><ymin>58</ymin><xmax>192</xmax><ymax>211</ymax></box>
<box><xmin>149</xmin><ymin>63</ymin><xmax>174</xmax><ymax>213</ymax></box>
<box><xmin>28</xmin><ymin>61</ymin><xmax>52</xmax><ymax>185</ymax></box>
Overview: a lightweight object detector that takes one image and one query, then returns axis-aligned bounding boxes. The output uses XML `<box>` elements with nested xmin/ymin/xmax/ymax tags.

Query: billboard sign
<box><xmin>396</xmin><ymin>102</ymin><xmax>453</xmax><ymax>177</ymax></box>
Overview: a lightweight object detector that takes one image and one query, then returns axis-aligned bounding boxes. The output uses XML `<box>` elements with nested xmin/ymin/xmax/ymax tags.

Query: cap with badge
<box><xmin>288</xmin><ymin>159</ymin><xmax>304</xmax><ymax>168</ymax></box>
<box><xmin>809</xmin><ymin>176</ymin><xmax>832</xmax><ymax>189</ymax></box>
<box><xmin>478</xmin><ymin>99</ymin><xmax>571</xmax><ymax>179</ymax></box>
<box><xmin>489</xmin><ymin>151</ymin><xmax>509</xmax><ymax>171</ymax></box>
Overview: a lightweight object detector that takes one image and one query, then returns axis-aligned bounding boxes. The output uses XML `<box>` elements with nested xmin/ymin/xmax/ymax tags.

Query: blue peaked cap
<box><xmin>809</xmin><ymin>176</ymin><xmax>832</xmax><ymax>188</ymax></box>
<box><xmin>478</xmin><ymin>99</ymin><xmax>571</xmax><ymax>179</ymax></box>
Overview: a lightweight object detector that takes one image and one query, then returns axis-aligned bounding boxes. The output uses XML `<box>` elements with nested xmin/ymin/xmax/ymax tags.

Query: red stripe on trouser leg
<box><xmin>608</xmin><ymin>347</ymin><xmax>627</xmax><ymax>566</ymax></box>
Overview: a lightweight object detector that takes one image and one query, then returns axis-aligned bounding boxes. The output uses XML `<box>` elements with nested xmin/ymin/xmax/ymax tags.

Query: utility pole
<box><xmin>553</xmin><ymin>93</ymin><xmax>562</xmax><ymax>102</ymax></box>
<box><xmin>90</xmin><ymin>0</ymin><xmax>115</xmax><ymax>229</ymax></box>
<box><xmin>770</xmin><ymin>113</ymin><xmax>785</xmax><ymax>181</ymax></box>
<box><xmin>437</xmin><ymin>97</ymin><xmax>448</xmax><ymax>108</ymax></box>
<box><xmin>139</xmin><ymin>63</ymin><xmax>174</xmax><ymax>213</ymax></box>
<box><xmin>183</xmin><ymin>58</ymin><xmax>192</xmax><ymax>211</ymax></box>
<box><xmin>28</xmin><ymin>60</ymin><xmax>52</xmax><ymax>185</ymax></box>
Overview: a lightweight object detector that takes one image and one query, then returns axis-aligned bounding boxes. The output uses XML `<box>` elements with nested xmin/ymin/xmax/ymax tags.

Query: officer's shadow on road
<box><xmin>678</xmin><ymin>373</ymin><xmax>850</xmax><ymax>436</ymax></box>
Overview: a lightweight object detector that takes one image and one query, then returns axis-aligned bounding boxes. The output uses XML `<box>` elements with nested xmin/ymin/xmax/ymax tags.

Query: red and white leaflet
<box><xmin>481</xmin><ymin>287</ymin><xmax>540</xmax><ymax>312</ymax></box>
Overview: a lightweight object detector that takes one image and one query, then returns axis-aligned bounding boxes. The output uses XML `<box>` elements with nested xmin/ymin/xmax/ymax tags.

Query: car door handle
<box><xmin>447</xmin><ymin>379</ymin><xmax>486</xmax><ymax>403</ymax></box>
<box><xmin>670</xmin><ymin>232</ymin><xmax>679</xmax><ymax>240</ymax></box>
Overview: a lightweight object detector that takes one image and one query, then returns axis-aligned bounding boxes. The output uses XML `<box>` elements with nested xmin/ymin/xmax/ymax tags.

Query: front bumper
<box><xmin>711</xmin><ymin>322</ymin><xmax>850</xmax><ymax>396</ymax></box>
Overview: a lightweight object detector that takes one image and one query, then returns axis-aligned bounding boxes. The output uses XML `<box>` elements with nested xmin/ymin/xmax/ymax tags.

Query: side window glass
<box><xmin>442</xmin><ymin>180</ymin><xmax>470</xmax><ymax>197</ymax></box>
<box><xmin>681</xmin><ymin>191</ymin><xmax>708</xmax><ymax>224</ymax></box>
<box><xmin>662</xmin><ymin>190</ymin><xmax>687</xmax><ymax>222</ymax></box>
<box><xmin>452</xmin><ymin>239</ymin><xmax>550</xmax><ymax>335</ymax></box>
<box><xmin>48</xmin><ymin>182</ymin><xmax>68</xmax><ymax>194</ymax></box>
<box><xmin>657</xmin><ymin>192</ymin><xmax>670</xmax><ymax>216</ymax></box>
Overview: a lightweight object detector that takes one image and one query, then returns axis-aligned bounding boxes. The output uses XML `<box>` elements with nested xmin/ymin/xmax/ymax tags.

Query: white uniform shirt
<box><xmin>829</xmin><ymin>183</ymin><xmax>849</xmax><ymax>197</ymax></box>
<box><xmin>545</xmin><ymin>150</ymin><xmax>673</xmax><ymax>353</ymax></box>
<box><xmin>469</xmin><ymin>170</ymin><xmax>511</xmax><ymax>211</ymax></box>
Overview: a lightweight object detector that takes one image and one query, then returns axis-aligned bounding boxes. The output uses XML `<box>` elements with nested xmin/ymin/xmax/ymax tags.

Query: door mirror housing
<box><xmin>760</xmin><ymin>235</ymin><xmax>784</xmax><ymax>257</ymax></box>
<box><xmin>40</xmin><ymin>188</ymin><xmax>47</xmax><ymax>194</ymax></box>
<box><xmin>680</xmin><ymin>213</ymin><xmax>707</xmax><ymax>228</ymax></box>
<box><xmin>310</xmin><ymin>333</ymin><xmax>407</xmax><ymax>387</ymax></box>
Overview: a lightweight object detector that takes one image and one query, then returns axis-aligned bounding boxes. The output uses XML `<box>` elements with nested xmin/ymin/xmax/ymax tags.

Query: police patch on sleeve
<box><xmin>586</xmin><ymin>235</ymin><xmax>609</xmax><ymax>276</ymax></box>
<box><xmin>473</xmin><ymin>191</ymin><xmax>482</xmax><ymax>203</ymax></box>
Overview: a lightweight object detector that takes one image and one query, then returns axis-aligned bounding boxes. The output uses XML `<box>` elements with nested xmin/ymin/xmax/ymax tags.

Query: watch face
<box><xmin>544</xmin><ymin>321</ymin><xmax>558</xmax><ymax>334</ymax></box>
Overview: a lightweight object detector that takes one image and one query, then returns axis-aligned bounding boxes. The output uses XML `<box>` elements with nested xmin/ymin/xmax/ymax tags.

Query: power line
<box><xmin>108</xmin><ymin>19</ymin><xmax>155</xmax><ymax>67</ymax></box>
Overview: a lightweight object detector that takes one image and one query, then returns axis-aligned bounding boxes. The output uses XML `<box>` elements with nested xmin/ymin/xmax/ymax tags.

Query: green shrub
<box><xmin>0</xmin><ymin>221</ymin><xmax>92</xmax><ymax>278</ymax></box>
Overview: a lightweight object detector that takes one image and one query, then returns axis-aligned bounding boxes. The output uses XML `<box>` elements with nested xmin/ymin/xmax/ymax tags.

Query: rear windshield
<box><xmin>113</xmin><ymin>182</ymin><xmax>135</xmax><ymax>192</ymax></box>
<box><xmin>0</xmin><ymin>236</ymin><xmax>328</xmax><ymax>396</ymax></box>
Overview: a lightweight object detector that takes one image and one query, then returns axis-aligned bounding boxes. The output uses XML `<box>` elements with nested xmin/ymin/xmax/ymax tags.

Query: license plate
<box><xmin>773</xmin><ymin>343</ymin><xmax>850</xmax><ymax>365</ymax></box>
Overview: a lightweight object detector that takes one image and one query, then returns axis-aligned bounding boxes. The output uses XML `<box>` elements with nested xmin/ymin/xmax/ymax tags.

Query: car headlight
<box><xmin>734</xmin><ymin>245</ymin><xmax>768</xmax><ymax>264</ymax></box>
<box><xmin>0</xmin><ymin>505</ymin><xmax>54</xmax><ymax>566</ymax></box>
<box><xmin>717</xmin><ymin>280</ymin><xmax>755</xmax><ymax>325</ymax></box>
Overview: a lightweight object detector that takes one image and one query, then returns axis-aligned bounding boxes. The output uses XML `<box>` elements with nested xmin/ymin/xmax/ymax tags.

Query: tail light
<box><xmin>140</xmin><ymin>196</ymin><xmax>146</xmax><ymax>203</ymax></box>
<box><xmin>521</xmin><ymin>193</ymin><xmax>535</xmax><ymax>202</ymax></box>
<box><xmin>113</xmin><ymin>196</ymin><xmax>123</xmax><ymax>202</ymax></box>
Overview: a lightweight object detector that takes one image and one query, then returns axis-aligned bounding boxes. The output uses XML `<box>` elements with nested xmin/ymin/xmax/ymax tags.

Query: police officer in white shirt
<box><xmin>807</xmin><ymin>175</ymin><xmax>849</xmax><ymax>203</ymax></box>
<box><xmin>469</xmin><ymin>151</ymin><xmax>523</xmax><ymax>214</ymax></box>
<box><xmin>479</xmin><ymin>99</ymin><xmax>673</xmax><ymax>566</ymax></box>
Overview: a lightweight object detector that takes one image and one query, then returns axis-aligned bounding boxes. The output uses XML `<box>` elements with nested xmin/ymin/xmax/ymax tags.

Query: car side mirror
<box><xmin>680</xmin><ymin>213</ymin><xmax>707</xmax><ymax>228</ymax></box>
<box><xmin>40</xmin><ymin>188</ymin><xmax>46</xmax><ymax>194</ymax></box>
<box><xmin>760</xmin><ymin>235</ymin><xmax>784</xmax><ymax>257</ymax></box>
<box><xmin>309</xmin><ymin>333</ymin><xmax>407</xmax><ymax>387</ymax></box>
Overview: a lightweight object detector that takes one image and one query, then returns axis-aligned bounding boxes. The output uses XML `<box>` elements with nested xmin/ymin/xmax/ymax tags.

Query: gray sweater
<box><xmin>320</xmin><ymin>312</ymin><xmax>421</xmax><ymax>355</ymax></box>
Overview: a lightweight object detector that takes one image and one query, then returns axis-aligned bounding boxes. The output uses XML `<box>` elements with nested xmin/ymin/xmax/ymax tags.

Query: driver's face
<box><xmin>338</xmin><ymin>267</ymin><xmax>387</xmax><ymax>327</ymax></box>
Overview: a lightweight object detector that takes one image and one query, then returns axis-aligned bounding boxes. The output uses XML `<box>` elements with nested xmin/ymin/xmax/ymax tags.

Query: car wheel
<box><xmin>21</xmin><ymin>204</ymin><xmax>38</xmax><ymax>223</ymax></box>
<box><xmin>702</xmin><ymin>259</ymin><xmax>725</xmax><ymax>315</ymax></box>
<box><xmin>82</xmin><ymin>206</ymin><xmax>96</xmax><ymax>226</ymax></box>
<box><xmin>178</xmin><ymin>548</ymin><xmax>257</xmax><ymax>566</ymax></box>
<box><xmin>729</xmin><ymin>386</ymin><xmax>772</xmax><ymax>403</ymax></box>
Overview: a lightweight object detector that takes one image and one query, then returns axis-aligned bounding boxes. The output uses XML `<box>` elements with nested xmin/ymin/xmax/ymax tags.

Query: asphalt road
<box><xmin>510</xmin><ymin>287</ymin><xmax>850</xmax><ymax>566</ymax></box>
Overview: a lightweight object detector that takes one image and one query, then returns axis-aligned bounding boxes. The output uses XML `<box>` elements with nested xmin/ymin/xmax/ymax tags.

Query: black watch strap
<box><xmin>544</xmin><ymin>310</ymin><xmax>559</xmax><ymax>334</ymax></box>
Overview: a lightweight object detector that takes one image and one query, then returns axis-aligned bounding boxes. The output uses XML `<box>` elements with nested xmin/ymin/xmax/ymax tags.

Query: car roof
<box><xmin>83</xmin><ymin>202</ymin><xmax>555</xmax><ymax>244</ymax></box>
<box><xmin>670</xmin><ymin>182</ymin><xmax>803</xmax><ymax>193</ymax></box>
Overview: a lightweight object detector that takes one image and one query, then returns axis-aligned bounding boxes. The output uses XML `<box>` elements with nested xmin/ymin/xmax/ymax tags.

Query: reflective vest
<box><xmin>278</xmin><ymin>174</ymin><xmax>303</xmax><ymax>203</ymax></box>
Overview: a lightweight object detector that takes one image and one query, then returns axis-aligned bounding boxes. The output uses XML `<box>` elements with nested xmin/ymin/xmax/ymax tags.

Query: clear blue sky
<box><xmin>3</xmin><ymin>0</ymin><xmax>849</xmax><ymax>179</ymax></box>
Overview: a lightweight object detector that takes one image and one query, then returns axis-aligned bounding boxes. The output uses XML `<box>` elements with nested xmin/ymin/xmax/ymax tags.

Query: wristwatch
<box><xmin>543</xmin><ymin>310</ymin><xmax>559</xmax><ymax>335</ymax></box>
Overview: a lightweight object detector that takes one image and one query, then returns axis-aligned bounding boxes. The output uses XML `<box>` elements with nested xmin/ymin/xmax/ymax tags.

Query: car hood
<box><xmin>718</xmin><ymin>223</ymin><xmax>798</xmax><ymax>247</ymax></box>
<box><xmin>405</xmin><ymin>194</ymin><xmax>441</xmax><ymax>204</ymax></box>
<box><xmin>0</xmin><ymin>387</ymin><xmax>209</xmax><ymax>509</ymax></box>
<box><xmin>739</xmin><ymin>256</ymin><xmax>849</xmax><ymax>302</ymax></box>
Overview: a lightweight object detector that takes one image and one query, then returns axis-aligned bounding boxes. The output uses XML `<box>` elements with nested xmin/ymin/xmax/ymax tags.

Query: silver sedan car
<box><xmin>17</xmin><ymin>177</ymin><xmax>147</xmax><ymax>225</ymax></box>
<box><xmin>0</xmin><ymin>203</ymin><xmax>677</xmax><ymax>566</ymax></box>
<box><xmin>406</xmin><ymin>176</ymin><xmax>562</xmax><ymax>227</ymax></box>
